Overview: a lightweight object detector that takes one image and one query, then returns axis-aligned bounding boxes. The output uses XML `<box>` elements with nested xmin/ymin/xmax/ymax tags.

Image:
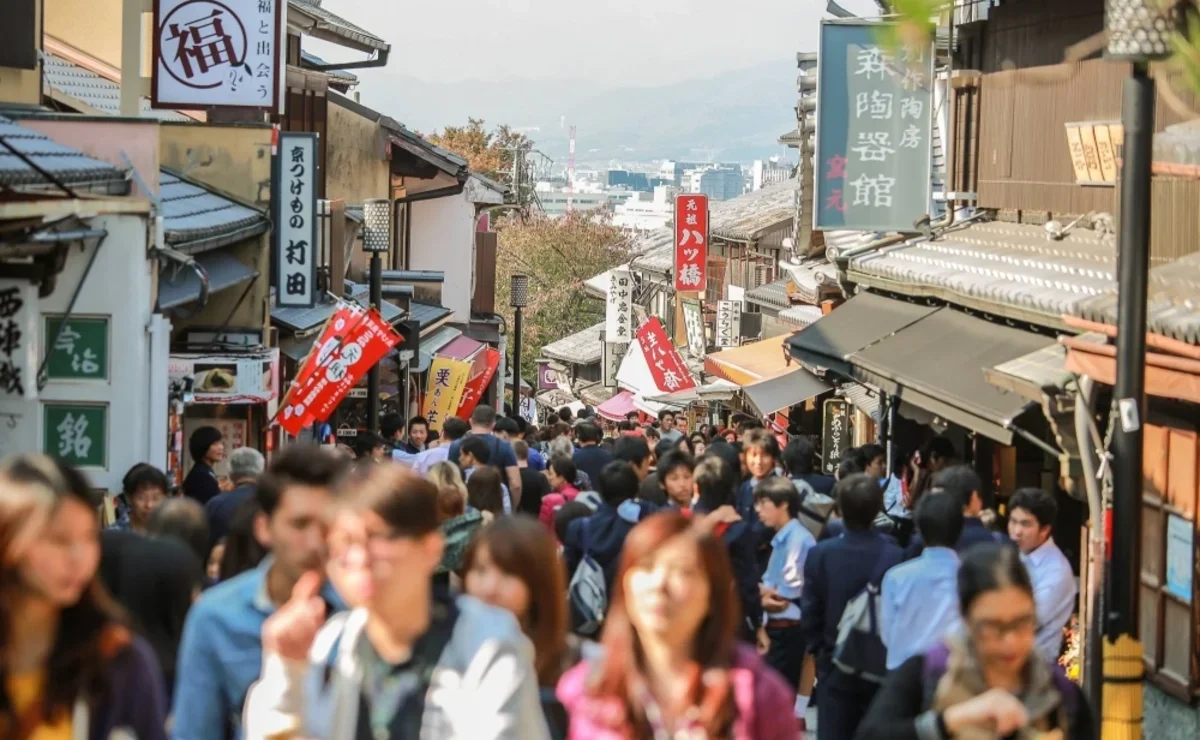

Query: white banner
<box><xmin>682</xmin><ymin>299</ymin><xmax>705</xmax><ymax>358</ymax></box>
<box><xmin>605</xmin><ymin>267</ymin><xmax>634</xmax><ymax>342</ymax></box>
<box><xmin>716</xmin><ymin>300</ymin><xmax>742</xmax><ymax>348</ymax></box>
<box><xmin>275</xmin><ymin>133</ymin><xmax>318</xmax><ymax>307</ymax></box>
<box><xmin>603</xmin><ymin>339</ymin><xmax>628</xmax><ymax>388</ymax></box>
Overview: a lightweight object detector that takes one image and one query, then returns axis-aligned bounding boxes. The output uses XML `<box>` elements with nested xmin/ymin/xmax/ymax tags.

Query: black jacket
<box><xmin>182</xmin><ymin>462</ymin><xmax>221</xmax><ymax>506</ymax></box>
<box><xmin>904</xmin><ymin>517</ymin><xmax>1009</xmax><ymax>559</ymax></box>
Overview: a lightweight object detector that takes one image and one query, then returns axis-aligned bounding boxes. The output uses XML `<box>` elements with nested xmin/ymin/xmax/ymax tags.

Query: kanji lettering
<box><xmin>71</xmin><ymin>349</ymin><xmax>99</xmax><ymax>376</ymax></box>
<box><xmin>678</xmin><ymin>263</ymin><xmax>702</xmax><ymax>288</ymax></box>
<box><xmin>0</xmin><ymin>362</ymin><xmax>22</xmax><ymax>395</ymax></box>
<box><xmin>286</xmin><ymin>240</ymin><xmax>307</xmax><ymax>265</ymax></box>
<box><xmin>825</xmin><ymin>189</ymin><xmax>848</xmax><ymax>213</ymax></box>
<box><xmin>56</xmin><ymin>413</ymin><xmax>92</xmax><ymax>460</ymax></box>
<box><xmin>166</xmin><ymin>8</ymin><xmax>240</xmax><ymax>80</ymax></box>
<box><xmin>826</xmin><ymin>154</ymin><xmax>847</xmax><ymax>180</ymax></box>
<box><xmin>901</xmin><ymin>67</ymin><xmax>925</xmax><ymax>92</ymax></box>
<box><xmin>850</xmin><ymin>174</ymin><xmax>897</xmax><ymax>208</ymax></box>
<box><xmin>0</xmin><ymin>287</ymin><xmax>23</xmax><ymax>318</ymax></box>
<box><xmin>679</xmin><ymin>229</ymin><xmax>705</xmax><ymax>246</ymax></box>
<box><xmin>855</xmin><ymin>46</ymin><xmax>889</xmax><ymax>80</ymax></box>
<box><xmin>435</xmin><ymin>368</ymin><xmax>451</xmax><ymax>388</ymax></box>
<box><xmin>0</xmin><ymin>320</ymin><xmax>20</xmax><ymax>357</ymax></box>
<box><xmin>900</xmin><ymin>125</ymin><xmax>922</xmax><ymax>149</ymax></box>
<box><xmin>855</xmin><ymin>90</ymin><xmax>893</xmax><ymax>120</ymax></box>
<box><xmin>900</xmin><ymin>97</ymin><xmax>924</xmax><ymax>120</ymax></box>
<box><xmin>285</xmin><ymin>273</ymin><xmax>307</xmax><ymax>295</ymax></box>
<box><xmin>851</xmin><ymin>132</ymin><xmax>895</xmax><ymax>162</ymax></box>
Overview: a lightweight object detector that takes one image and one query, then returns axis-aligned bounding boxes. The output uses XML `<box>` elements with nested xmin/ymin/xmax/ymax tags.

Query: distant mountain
<box><xmin>358</xmin><ymin>60</ymin><xmax>797</xmax><ymax>165</ymax></box>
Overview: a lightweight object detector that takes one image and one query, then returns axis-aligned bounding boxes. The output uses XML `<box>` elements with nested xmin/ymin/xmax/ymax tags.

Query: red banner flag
<box><xmin>673</xmin><ymin>194</ymin><xmax>709</xmax><ymax>292</ymax></box>
<box><xmin>456</xmin><ymin>348</ymin><xmax>501</xmax><ymax>419</ymax></box>
<box><xmin>636</xmin><ymin>317</ymin><xmax>697</xmax><ymax>394</ymax></box>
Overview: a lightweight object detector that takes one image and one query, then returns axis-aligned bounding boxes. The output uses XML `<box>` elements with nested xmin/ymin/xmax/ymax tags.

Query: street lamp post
<box><xmin>362</xmin><ymin>199</ymin><xmax>392</xmax><ymax>434</ymax></box>
<box><xmin>510</xmin><ymin>274</ymin><xmax>529</xmax><ymax>418</ymax></box>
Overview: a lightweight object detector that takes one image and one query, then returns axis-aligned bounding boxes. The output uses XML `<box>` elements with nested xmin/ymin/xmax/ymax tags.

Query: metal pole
<box><xmin>367</xmin><ymin>252</ymin><xmax>382</xmax><ymax>433</ymax></box>
<box><xmin>511</xmin><ymin>307</ymin><xmax>523</xmax><ymax>417</ymax></box>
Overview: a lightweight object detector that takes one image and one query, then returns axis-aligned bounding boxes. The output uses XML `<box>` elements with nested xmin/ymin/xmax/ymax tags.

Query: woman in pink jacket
<box><xmin>557</xmin><ymin>511</ymin><xmax>798</xmax><ymax>739</ymax></box>
<box><xmin>539</xmin><ymin>456</ymin><xmax>581</xmax><ymax>532</ymax></box>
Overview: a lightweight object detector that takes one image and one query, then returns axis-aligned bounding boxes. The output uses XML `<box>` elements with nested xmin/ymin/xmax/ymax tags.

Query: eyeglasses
<box><xmin>970</xmin><ymin>613</ymin><xmax>1037</xmax><ymax>640</ymax></box>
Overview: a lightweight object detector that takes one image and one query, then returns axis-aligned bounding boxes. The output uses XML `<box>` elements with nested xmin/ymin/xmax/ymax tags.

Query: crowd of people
<box><xmin>0</xmin><ymin>402</ymin><xmax>1096</xmax><ymax>739</ymax></box>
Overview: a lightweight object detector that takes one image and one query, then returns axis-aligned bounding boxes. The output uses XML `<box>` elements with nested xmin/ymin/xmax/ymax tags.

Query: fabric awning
<box><xmin>787</xmin><ymin>291</ymin><xmax>939</xmax><ymax>376</ymax></box>
<box><xmin>742</xmin><ymin>370</ymin><xmax>831</xmax><ymax>416</ymax></box>
<box><xmin>157</xmin><ymin>249</ymin><xmax>259</xmax><ymax>311</ymax></box>
<box><xmin>597</xmin><ymin>390</ymin><xmax>637</xmax><ymax>421</ymax></box>
<box><xmin>848</xmin><ymin>305</ymin><xmax>1056</xmax><ymax>444</ymax></box>
<box><xmin>838</xmin><ymin>382</ymin><xmax>882</xmax><ymax>421</ymax></box>
<box><xmin>705</xmin><ymin>335</ymin><xmax>795</xmax><ymax>386</ymax></box>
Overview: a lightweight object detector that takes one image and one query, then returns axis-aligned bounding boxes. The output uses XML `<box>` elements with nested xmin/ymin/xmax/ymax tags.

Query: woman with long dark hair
<box><xmin>557</xmin><ymin>511</ymin><xmax>797</xmax><ymax>739</ymax></box>
<box><xmin>0</xmin><ymin>454</ymin><xmax>167</xmax><ymax>739</ymax></box>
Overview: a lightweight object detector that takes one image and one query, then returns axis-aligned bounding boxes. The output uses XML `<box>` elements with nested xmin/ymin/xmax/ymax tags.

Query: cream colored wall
<box><xmin>0</xmin><ymin>0</ymin><xmax>43</xmax><ymax>106</ymax></box>
<box><xmin>326</xmin><ymin>103</ymin><xmax>389</xmax><ymax>207</ymax></box>
<box><xmin>160</xmin><ymin>123</ymin><xmax>273</xmax><ymax>208</ymax></box>
<box><xmin>45</xmin><ymin>0</ymin><xmax>124</xmax><ymax>71</ymax></box>
<box><xmin>169</xmin><ymin>236</ymin><xmax>270</xmax><ymax>336</ymax></box>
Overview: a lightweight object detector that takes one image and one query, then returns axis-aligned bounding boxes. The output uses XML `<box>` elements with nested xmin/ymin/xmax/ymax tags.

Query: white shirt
<box><xmin>412</xmin><ymin>444</ymin><xmax>451</xmax><ymax>474</ymax></box>
<box><xmin>1023</xmin><ymin>536</ymin><xmax>1077</xmax><ymax>663</ymax></box>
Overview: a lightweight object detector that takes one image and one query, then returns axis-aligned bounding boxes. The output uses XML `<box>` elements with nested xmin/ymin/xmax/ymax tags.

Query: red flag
<box><xmin>635</xmin><ymin>318</ymin><xmax>697</xmax><ymax>394</ymax></box>
<box><xmin>456</xmin><ymin>348</ymin><xmax>501</xmax><ymax>419</ymax></box>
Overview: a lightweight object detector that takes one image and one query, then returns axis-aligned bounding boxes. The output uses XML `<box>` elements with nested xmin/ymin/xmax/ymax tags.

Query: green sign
<box><xmin>44</xmin><ymin>316</ymin><xmax>108</xmax><ymax>380</ymax></box>
<box><xmin>43</xmin><ymin>403</ymin><xmax>107</xmax><ymax>468</ymax></box>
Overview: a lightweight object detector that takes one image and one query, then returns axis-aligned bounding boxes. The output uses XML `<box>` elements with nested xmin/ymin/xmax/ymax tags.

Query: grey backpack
<box><xmin>568</xmin><ymin>520</ymin><xmax>607</xmax><ymax>637</ymax></box>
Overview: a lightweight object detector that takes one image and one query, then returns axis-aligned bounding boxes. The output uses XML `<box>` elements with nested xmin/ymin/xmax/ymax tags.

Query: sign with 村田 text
<box><xmin>43</xmin><ymin>403</ymin><xmax>107</xmax><ymax>468</ymax></box>
<box><xmin>422</xmin><ymin>356</ymin><xmax>471</xmax><ymax>432</ymax></box>
<box><xmin>152</xmin><ymin>0</ymin><xmax>283</xmax><ymax>111</ymax></box>
<box><xmin>275</xmin><ymin>132</ymin><xmax>318</xmax><ymax>308</ymax></box>
<box><xmin>815</xmin><ymin>22</ymin><xmax>934</xmax><ymax>232</ymax></box>
<box><xmin>44</xmin><ymin>316</ymin><xmax>108</xmax><ymax>381</ymax></box>
<box><xmin>0</xmin><ymin>280</ymin><xmax>37</xmax><ymax>399</ymax></box>
<box><xmin>456</xmin><ymin>348</ymin><xmax>500</xmax><ymax>419</ymax></box>
<box><xmin>715</xmin><ymin>300</ymin><xmax>742</xmax><ymax>348</ymax></box>
<box><xmin>674</xmin><ymin>194</ymin><xmax>708</xmax><ymax>292</ymax></box>
<box><xmin>635</xmin><ymin>318</ymin><xmax>697</xmax><ymax>395</ymax></box>
<box><xmin>821</xmin><ymin>398</ymin><xmax>850</xmax><ymax>476</ymax></box>
<box><xmin>681</xmin><ymin>299</ymin><xmax>705</xmax><ymax>358</ymax></box>
<box><xmin>605</xmin><ymin>267</ymin><xmax>634</xmax><ymax>342</ymax></box>
<box><xmin>1065</xmin><ymin>121</ymin><xmax>1121</xmax><ymax>186</ymax></box>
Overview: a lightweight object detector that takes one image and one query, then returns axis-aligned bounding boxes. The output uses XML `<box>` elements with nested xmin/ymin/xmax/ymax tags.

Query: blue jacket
<box><xmin>800</xmin><ymin>528</ymin><xmax>903</xmax><ymax>681</ymax></box>
<box><xmin>563</xmin><ymin>500</ymin><xmax>655</xmax><ymax>592</ymax></box>
<box><xmin>735</xmin><ymin>477</ymin><xmax>775</xmax><ymax>576</ymax></box>
<box><xmin>904</xmin><ymin>516</ymin><xmax>1008</xmax><ymax>560</ymax></box>
<box><xmin>693</xmin><ymin>508</ymin><xmax>762</xmax><ymax>638</ymax></box>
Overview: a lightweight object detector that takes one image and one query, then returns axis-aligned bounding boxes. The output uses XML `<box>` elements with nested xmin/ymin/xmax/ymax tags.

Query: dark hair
<box><xmin>355</xmin><ymin>432</ymin><xmax>386</xmax><ymax>459</ymax></box>
<box><xmin>675</xmin><ymin>434</ymin><xmax>695</xmax><ymax>456</ymax></box>
<box><xmin>857</xmin><ymin>444</ymin><xmax>885</xmax><ymax>468</ymax></box>
<box><xmin>612</xmin><ymin>435</ymin><xmax>651</xmax><ymax>467</ymax></box>
<box><xmin>597</xmin><ymin>461</ymin><xmax>640</xmax><ymax>506</ymax></box>
<box><xmin>256</xmin><ymin>445</ymin><xmax>347</xmax><ymax>517</ymax></box>
<box><xmin>220</xmin><ymin>497</ymin><xmax>267</xmax><ymax>580</ymax></box>
<box><xmin>122</xmin><ymin>463</ymin><xmax>169</xmax><ymax>498</ymax></box>
<box><xmin>338</xmin><ymin>464</ymin><xmax>441</xmax><ymax>538</ymax></box>
<box><xmin>781</xmin><ymin>437</ymin><xmax>816</xmax><ymax>476</ymax></box>
<box><xmin>689</xmin><ymin>431</ymin><xmax>707</xmax><ymax>447</ymax></box>
<box><xmin>658</xmin><ymin>409</ymin><xmax>676</xmax><ymax>422</ymax></box>
<box><xmin>552</xmin><ymin>421</ymin><xmax>571</xmax><ymax>439</ymax></box>
<box><xmin>512</xmin><ymin>439</ymin><xmax>530</xmax><ymax>461</ymax></box>
<box><xmin>693</xmin><ymin>456</ymin><xmax>737</xmax><ymax>512</ymax></box>
<box><xmin>460</xmin><ymin>435</ymin><xmax>492</xmax><ymax>465</ymax></box>
<box><xmin>1009</xmin><ymin>488</ymin><xmax>1057</xmax><ymax>530</ymax></box>
<box><xmin>576</xmin><ymin>422</ymin><xmax>603</xmax><ymax>445</ymax></box>
<box><xmin>654</xmin><ymin>438</ymin><xmax>677</xmax><ymax>463</ymax></box>
<box><xmin>835</xmin><ymin>473</ymin><xmax>883</xmax><ymax>530</ymax></box>
<box><xmin>704</xmin><ymin>442</ymin><xmax>740</xmax><ymax>481</ymax></box>
<box><xmin>753</xmin><ymin>476</ymin><xmax>802</xmax><ymax>518</ymax></box>
<box><xmin>548</xmin><ymin>455</ymin><xmax>577</xmax><ymax>484</ymax></box>
<box><xmin>625</xmin><ymin>411</ymin><xmax>640</xmax><ymax>421</ymax></box>
<box><xmin>743</xmin><ymin>428</ymin><xmax>779</xmax><ymax>460</ymax></box>
<box><xmin>188</xmin><ymin>426</ymin><xmax>223</xmax><ymax>463</ymax></box>
<box><xmin>441</xmin><ymin>416</ymin><xmax>469</xmax><ymax>442</ymax></box>
<box><xmin>464</xmin><ymin>517</ymin><xmax>568</xmax><ymax>685</ymax></box>
<box><xmin>915</xmin><ymin>490</ymin><xmax>964</xmax><ymax>549</ymax></box>
<box><xmin>555</xmin><ymin>500</ymin><xmax>593</xmax><ymax>543</ymax></box>
<box><xmin>924</xmin><ymin>436</ymin><xmax>957</xmax><ymax>464</ymax></box>
<box><xmin>643</xmin><ymin>425</ymin><xmax>661</xmax><ymax>442</ymax></box>
<box><xmin>958</xmin><ymin>542</ymin><xmax>1033</xmax><ymax>616</ymax></box>
<box><xmin>933</xmin><ymin>465</ymin><xmax>984</xmax><ymax>511</ymax></box>
<box><xmin>837</xmin><ymin>455</ymin><xmax>864</xmax><ymax>481</ymax></box>
<box><xmin>616</xmin><ymin>420</ymin><xmax>634</xmax><ymax>432</ymax></box>
<box><xmin>380</xmin><ymin>413</ymin><xmax>405</xmax><ymax>440</ymax></box>
<box><xmin>591</xmin><ymin>512</ymin><xmax>739</xmax><ymax>735</ymax></box>
<box><xmin>558</xmin><ymin>407</ymin><xmax>574</xmax><ymax>423</ymax></box>
<box><xmin>148</xmin><ymin>497</ymin><xmax>209</xmax><ymax>563</ymax></box>
<box><xmin>736</xmin><ymin>417</ymin><xmax>764</xmax><ymax>435</ymax></box>
<box><xmin>495</xmin><ymin>417</ymin><xmax>520</xmax><ymax>436</ymax></box>
<box><xmin>656</xmin><ymin>450</ymin><xmax>694</xmax><ymax>489</ymax></box>
<box><xmin>466</xmin><ymin>467</ymin><xmax>505</xmax><ymax>516</ymax></box>
<box><xmin>408</xmin><ymin>416</ymin><xmax>429</xmax><ymax>433</ymax></box>
<box><xmin>471</xmin><ymin>405</ymin><xmax>498</xmax><ymax>427</ymax></box>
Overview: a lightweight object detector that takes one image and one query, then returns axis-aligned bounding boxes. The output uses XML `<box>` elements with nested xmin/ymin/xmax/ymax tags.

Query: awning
<box><xmin>742</xmin><ymin>369</ymin><xmax>832</xmax><ymax>417</ymax></box>
<box><xmin>787</xmin><ymin>291</ymin><xmax>939</xmax><ymax>376</ymax></box>
<box><xmin>598</xmin><ymin>390</ymin><xmax>637</xmax><ymax>421</ymax></box>
<box><xmin>438</xmin><ymin>335</ymin><xmax>485</xmax><ymax>361</ymax></box>
<box><xmin>157</xmin><ymin>249</ymin><xmax>259</xmax><ymax>311</ymax></box>
<box><xmin>848</xmin><ymin>305</ymin><xmax>1056</xmax><ymax>444</ymax></box>
<box><xmin>412</xmin><ymin>326</ymin><xmax>463</xmax><ymax>373</ymax></box>
<box><xmin>838</xmin><ymin>382</ymin><xmax>882</xmax><ymax>421</ymax></box>
<box><xmin>643</xmin><ymin>378</ymin><xmax>740</xmax><ymax>405</ymax></box>
<box><xmin>705</xmin><ymin>335</ymin><xmax>795</xmax><ymax>386</ymax></box>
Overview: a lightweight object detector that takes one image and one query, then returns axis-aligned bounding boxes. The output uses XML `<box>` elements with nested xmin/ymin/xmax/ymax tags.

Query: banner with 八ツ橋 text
<box><xmin>814</xmin><ymin>21</ymin><xmax>934</xmax><ymax>233</ymax></box>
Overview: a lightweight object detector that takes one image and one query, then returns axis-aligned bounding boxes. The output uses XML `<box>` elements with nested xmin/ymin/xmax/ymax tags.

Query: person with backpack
<box><xmin>449</xmin><ymin>405</ymin><xmax>523</xmax><ymax>507</ymax></box>
<box><xmin>754</xmin><ymin>476</ymin><xmax>819</xmax><ymax>733</ymax></box>
<box><xmin>691</xmin><ymin>455</ymin><xmax>761</xmax><ymax>643</ymax></box>
<box><xmin>800</xmin><ymin>473</ymin><xmax>903</xmax><ymax>740</ymax></box>
<box><xmin>243</xmin><ymin>463</ymin><xmax>550</xmax><ymax>740</ymax></box>
<box><xmin>856</xmin><ymin>543</ymin><xmax>1095</xmax><ymax>739</ymax></box>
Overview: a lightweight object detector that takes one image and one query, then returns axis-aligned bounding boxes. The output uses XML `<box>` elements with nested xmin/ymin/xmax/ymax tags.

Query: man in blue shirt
<box><xmin>755</xmin><ymin>476</ymin><xmax>818</xmax><ymax>731</ymax></box>
<box><xmin>448</xmin><ymin>405</ymin><xmax>522</xmax><ymax>505</ymax></box>
<box><xmin>904</xmin><ymin>465</ymin><xmax>1008</xmax><ymax>559</ymax></box>
<box><xmin>173</xmin><ymin>446</ymin><xmax>346</xmax><ymax>740</ymax></box>
<box><xmin>572</xmin><ymin>422</ymin><xmax>613</xmax><ymax>485</ymax></box>
<box><xmin>880</xmin><ymin>489</ymin><xmax>964</xmax><ymax>670</ymax></box>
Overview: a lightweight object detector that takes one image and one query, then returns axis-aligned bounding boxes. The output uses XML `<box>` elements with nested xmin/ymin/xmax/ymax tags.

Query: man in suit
<box><xmin>800</xmin><ymin>473</ymin><xmax>903</xmax><ymax>740</ymax></box>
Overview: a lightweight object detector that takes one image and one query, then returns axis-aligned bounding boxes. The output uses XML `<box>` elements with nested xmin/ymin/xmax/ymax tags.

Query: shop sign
<box><xmin>43</xmin><ymin>403</ymin><xmax>107</xmax><ymax>468</ymax></box>
<box><xmin>274</xmin><ymin>132</ymin><xmax>318</xmax><ymax>308</ymax></box>
<box><xmin>1065</xmin><ymin>121</ymin><xmax>1120</xmax><ymax>185</ymax></box>
<box><xmin>635</xmin><ymin>318</ymin><xmax>697</xmax><ymax>394</ymax></box>
<box><xmin>1167</xmin><ymin>514</ymin><xmax>1193</xmax><ymax>601</ymax></box>
<box><xmin>673</xmin><ymin>194</ymin><xmax>708</xmax><ymax>292</ymax></box>
<box><xmin>602</xmin><ymin>339</ymin><xmax>628</xmax><ymax>388</ymax></box>
<box><xmin>168</xmin><ymin>349</ymin><xmax>279</xmax><ymax>404</ymax></box>
<box><xmin>537</xmin><ymin>361</ymin><xmax>560</xmax><ymax>390</ymax></box>
<box><xmin>815</xmin><ymin>21</ymin><xmax>935</xmax><ymax>232</ymax></box>
<box><xmin>456</xmin><ymin>348</ymin><xmax>500</xmax><ymax>419</ymax></box>
<box><xmin>681</xmin><ymin>299</ymin><xmax>705</xmax><ymax>358</ymax></box>
<box><xmin>821</xmin><ymin>398</ymin><xmax>850</xmax><ymax>476</ymax></box>
<box><xmin>422</xmin><ymin>356</ymin><xmax>471</xmax><ymax>432</ymax></box>
<box><xmin>519</xmin><ymin>395</ymin><xmax>537</xmax><ymax>424</ymax></box>
<box><xmin>152</xmin><ymin>0</ymin><xmax>283</xmax><ymax>111</ymax></box>
<box><xmin>715</xmin><ymin>300</ymin><xmax>742</xmax><ymax>348</ymax></box>
<box><xmin>44</xmin><ymin>315</ymin><xmax>108</xmax><ymax>381</ymax></box>
<box><xmin>0</xmin><ymin>280</ymin><xmax>37</xmax><ymax>399</ymax></box>
<box><xmin>605</xmin><ymin>267</ymin><xmax>634</xmax><ymax>342</ymax></box>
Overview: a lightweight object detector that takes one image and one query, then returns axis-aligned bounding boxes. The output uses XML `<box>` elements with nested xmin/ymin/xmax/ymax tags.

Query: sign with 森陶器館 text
<box><xmin>274</xmin><ymin>132</ymin><xmax>318</xmax><ymax>308</ymax></box>
<box><xmin>814</xmin><ymin>21</ymin><xmax>934</xmax><ymax>233</ymax></box>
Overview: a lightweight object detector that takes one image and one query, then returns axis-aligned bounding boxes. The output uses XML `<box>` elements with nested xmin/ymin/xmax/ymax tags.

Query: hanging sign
<box><xmin>274</xmin><ymin>132</ymin><xmax>318</xmax><ymax>308</ymax></box>
<box><xmin>456</xmin><ymin>348</ymin><xmax>500</xmax><ymax>419</ymax></box>
<box><xmin>422</xmin><ymin>356</ymin><xmax>472</xmax><ymax>432</ymax></box>
<box><xmin>602</xmin><ymin>338</ymin><xmax>628</xmax><ymax>389</ymax></box>
<box><xmin>715</xmin><ymin>300</ymin><xmax>742</xmax><ymax>348</ymax></box>
<box><xmin>605</xmin><ymin>267</ymin><xmax>634</xmax><ymax>342</ymax></box>
<box><xmin>0</xmin><ymin>280</ymin><xmax>37</xmax><ymax>400</ymax></box>
<box><xmin>681</xmin><ymin>299</ymin><xmax>705</xmax><ymax>358</ymax></box>
<box><xmin>673</xmin><ymin>194</ymin><xmax>709</xmax><ymax>292</ymax></box>
<box><xmin>814</xmin><ymin>21</ymin><xmax>935</xmax><ymax>232</ymax></box>
<box><xmin>537</xmin><ymin>361</ymin><xmax>561</xmax><ymax>391</ymax></box>
<box><xmin>152</xmin><ymin>0</ymin><xmax>284</xmax><ymax>111</ymax></box>
<box><xmin>821</xmin><ymin>398</ymin><xmax>851</xmax><ymax>476</ymax></box>
<box><xmin>635</xmin><ymin>317</ymin><xmax>697</xmax><ymax>394</ymax></box>
<box><xmin>169</xmin><ymin>349</ymin><xmax>279</xmax><ymax>404</ymax></box>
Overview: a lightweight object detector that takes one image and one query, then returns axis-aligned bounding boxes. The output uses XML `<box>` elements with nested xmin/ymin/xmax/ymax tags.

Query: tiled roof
<box><xmin>410</xmin><ymin>301</ymin><xmax>452</xmax><ymax>331</ymax></box>
<box><xmin>711</xmin><ymin>178</ymin><xmax>797</xmax><ymax>241</ymax></box>
<box><xmin>628</xmin><ymin>229</ymin><xmax>676</xmax><ymax>275</ymax></box>
<box><xmin>779</xmin><ymin>303</ymin><xmax>824</xmax><ymax>328</ymax></box>
<box><xmin>0</xmin><ymin>115</ymin><xmax>129</xmax><ymax>194</ymax></box>
<box><xmin>42</xmin><ymin>53</ymin><xmax>191</xmax><ymax>122</ymax></box>
<box><xmin>271</xmin><ymin>299</ymin><xmax>339</xmax><ymax>333</ymax></box>
<box><xmin>344</xmin><ymin>280</ymin><xmax>406</xmax><ymax>324</ymax></box>
<box><xmin>778</xmin><ymin>128</ymin><xmax>805</xmax><ymax>146</ymax></box>
<box><xmin>1075</xmin><ymin>251</ymin><xmax>1200</xmax><ymax>345</ymax></box>
<box><xmin>779</xmin><ymin>256</ymin><xmax>840</xmax><ymax>305</ymax></box>
<box><xmin>848</xmin><ymin>220</ymin><xmax>1116</xmax><ymax>330</ymax></box>
<box><xmin>160</xmin><ymin>170</ymin><xmax>269</xmax><ymax>251</ymax></box>
<box><xmin>541</xmin><ymin>321</ymin><xmax>604</xmax><ymax>366</ymax></box>
<box><xmin>299</xmin><ymin>50</ymin><xmax>359</xmax><ymax>85</ymax></box>
<box><xmin>745</xmin><ymin>278</ymin><xmax>791</xmax><ymax>310</ymax></box>
<box><xmin>289</xmin><ymin>0</ymin><xmax>389</xmax><ymax>52</ymax></box>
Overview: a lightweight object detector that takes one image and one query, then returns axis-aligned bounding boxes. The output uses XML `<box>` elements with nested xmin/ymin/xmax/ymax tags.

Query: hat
<box><xmin>188</xmin><ymin>426</ymin><xmax>223</xmax><ymax>463</ymax></box>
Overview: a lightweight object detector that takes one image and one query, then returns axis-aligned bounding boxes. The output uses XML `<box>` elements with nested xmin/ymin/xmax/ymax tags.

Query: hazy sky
<box><xmin>307</xmin><ymin>0</ymin><xmax>883</xmax><ymax>87</ymax></box>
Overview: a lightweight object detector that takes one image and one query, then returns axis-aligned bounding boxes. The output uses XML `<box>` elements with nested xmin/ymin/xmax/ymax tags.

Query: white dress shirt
<box><xmin>1023</xmin><ymin>536</ymin><xmax>1077</xmax><ymax>663</ymax></box>
<box><xmin>879</xmin><ymin>546</ymin><xmax>962</xmax><ymax>669</ymax></box>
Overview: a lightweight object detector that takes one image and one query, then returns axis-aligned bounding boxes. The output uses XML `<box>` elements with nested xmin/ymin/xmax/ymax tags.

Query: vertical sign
<box><xmin>602</xmin><ymin>334</ymin><xmax>628</xmax><ymax>389</ymax></box>
<box><xmin>152</xmin><ymin>0</ymin><xmax>283</xmax><ymax>110</ymax></box>
<box><xmin>605</xmin><ymin>267</ymin><xmax>634</xmax><ymax>342</ymax></box>
<box><xmin>673</xmin><ymin>194</ymin><xmax>708</xmax><ymax>292</ymax></box>
<box><xmin>275</xmin><ymin>133</ymin><xmax>318</xmax><ymax>308</ymax></box>
<box><xmin>814</xmin><ymin>21</ymin><xmax>934</xmax><ymax>231</ymax></box>
<box><xmin>422</xmin><ymin>356</ymin><xmax>471</xmax><ymax>432</ymax></box>
<box><xmin>681</xmin><ymin>299</ymin><xmax>705</xmax><ymax>358</ymax></box>
<box><xmin>1166</xmin><ymin>514</ymin><xmax>1194</xmax><ymax>601</ymax></box>
<box><xmin>635</xmin><ymin>318</ymin><xmax>697</xmax><ymax>394</ymax></box>
<box><xmin>715</xmin><ymin>300</ymin><xmax>742</xmax><ymax>348</ymax></box>
<box><xmin>821</xmin><ymin>398</ymin><xmax>850</xmax><ymax>475</ymax></box>
<box><xmin>0</xmin><ymin>281</ymin><xmax>36</xmax><ymax>399</ymax></box>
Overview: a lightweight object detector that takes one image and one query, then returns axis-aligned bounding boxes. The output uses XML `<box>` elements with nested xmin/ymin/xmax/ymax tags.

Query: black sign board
<box><xmin>0</xmin><ymin>0</ymin><xmax>38</xmax><ymax>70</ymax></box>
<box><xmin>821</xmin><ymin>398</ymin><xmax>851</xmax><ymax>476</ymax></box>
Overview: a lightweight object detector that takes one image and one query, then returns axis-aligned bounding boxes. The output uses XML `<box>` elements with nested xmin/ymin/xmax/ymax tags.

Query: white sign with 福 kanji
<box><xmin>152</xmin><ymin>0</ymin><xmax>283</xmax><ymax>111</ymax></box>
<box><xmin>674</xmin><ymin>194</ymin><xmax>708</xmax><ymax>292</ymax></box>
<box><xmin>605</xmin><ymin>267</ymin><xmax>634</xmax><ymax>343</ymax></box>
<box><xmin>716</xmin><ymin>300</ymin><xmax>741</xmax><ymax>348</ymax></box>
